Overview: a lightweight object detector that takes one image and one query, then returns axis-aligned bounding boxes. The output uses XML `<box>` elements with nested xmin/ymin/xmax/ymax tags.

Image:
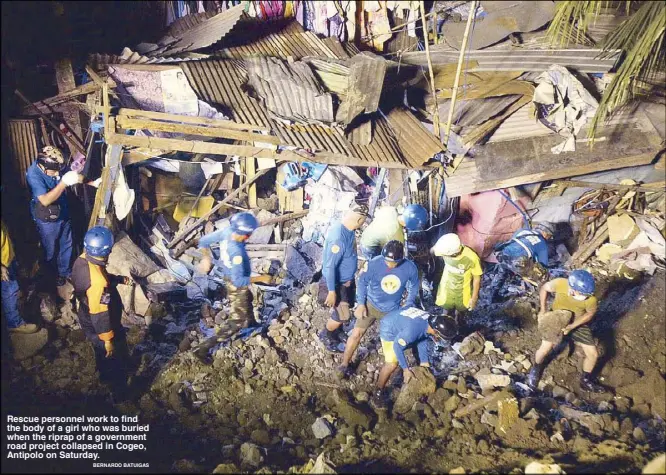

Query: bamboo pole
<box><xmin>442</xmin><ymin>0</ymin><xmax>478</xmax><ymax>146</ymax></box>
<box><xmin>420</xmin><ymin>1</ymin><xmax>441</xmax><ymax>137</ymax></box>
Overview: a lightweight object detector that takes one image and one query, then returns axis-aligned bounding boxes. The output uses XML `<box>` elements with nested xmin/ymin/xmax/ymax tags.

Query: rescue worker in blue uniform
<box><xmin>494</xmin><ymin>222</ymin><xmax>554</xmax><ymax>285</ymax></box>
<box><xmin>317</xmin><ymin>203</ymin><xmax>369</xmax><ymax>352</ymax></box>
<box><xmin>371</xmin><ymin>306</ymin><xmax>457</xmax><ymax>409</ymax></box>
<box><xmin>337</xmin><ymin>240</ymin><xmax>419</xmax><ymax>379</ymax></box>
<box><xmin>26</xmin><ymin>146</ymin><xmax>82</xmax><ymax>287</ymax></box>
<box><xmin>359</xmin><ymin>204</ymin><xmax>428</xmax><ymax>260</ymax></box>
<box><xmin>195</xmin><ymin>212</ymin><xmax>262</xmax><ymax>360</ymax></box>
<box><xmin>71</xmin><ymin>226</ymin><xmax>131</xmax><ymax>400</ymax></box>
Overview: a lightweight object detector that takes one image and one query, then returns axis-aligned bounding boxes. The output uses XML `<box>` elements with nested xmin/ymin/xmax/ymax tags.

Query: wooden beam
<box><xmin>117</xmin><ymin>108</ymin><xmax>270</xmax><ymax>132</ymax></box>
<box><xmin>167</xmin><ymin>167</ymin><xmax>272</xmax><ymax>249</ymax></box>
<box><xmin>247</xmin><ymin>158</ymin><xmax>258</xmax><ymax>208</ymax></box>
<box><xmin>258</xmin><ymin>210</ymin><xmax>308</xmax><ymax>227</ymax></box>
<box><xmin>21</xmin><ymin>80</ymin><xmax>113</xmax><ymax>114</ymax></box>
<box><xmin>115</xmin><ymin>116</ymin><xmax>280</xmax><ymax>144</ymax></box>
<box><xmin>556</xmin><ymin>179</ymin><xmax>666</xmax><ymax>194</ymax></box>
<box><xmin>55</xmin><ymin>59</ymin><xmax>84</xmax><ymax>156</ymax></box>
<box><xmin>88</xmin><ymin>144</ymin><xmax>123</xmax><ymax>229</ymax></box>
<box><xmin>569</xmin><ymin>222</ymin><xmax>609</xmax><ymax>267</ymax></box>
<box><xmin>85</xmin><ymin>65</ymin><xmax>118</xmax><ymax>99</ymax></box>
<box><xmin>105</xmin><ymin>133</ymin><xmax>279</xmax><ymax>159</ymax></box>
<box><xmin>420</xmin><ymin>1</ymin><xmax>441</xmax><ymax>137</ymax></box>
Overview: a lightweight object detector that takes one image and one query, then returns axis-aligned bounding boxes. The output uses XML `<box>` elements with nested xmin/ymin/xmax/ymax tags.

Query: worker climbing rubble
<box><xmin>371</xmin><ymin>306</ymin><xmax>457</xmax><ymax>409</ymax></box>
<box><xmin>71</xmin><ymin>226</ymin><xmax>131</xmax><ymax>400</ymax></box>
<box><xmin>194</xmin><ymin>212</ymin><xmax>268</xmax><ymax>359</ymax></box>
<box><xmin>336</xmin><ymin>240</ymin><xmax>419</xmax><ymax>379</ymax></box>
<box><xmin>528</xmin><ymin>269</ymin><xmax>607</xmax><ymax>393</ymax></box>
<box><xmin>494</xmin><ymin>222</ymin><xmax>554</xmax><ymax>286</ymax></box>
<box><xmin>432</xmin><ymin>233</ymin><xmax>483</xmax><ymax>325</ymax></box>
<box><xmin>359</xmin><ymin>204</ymin><xmax>428</xmax><ymax>260</ymax></box>
<box><xmin>26</xmin><ymin>146</ymin><xmax>81</xmax><ymax>290</ymax></box>
<box><xmin>317</xmin><ymin>203</ymin><xmax>369</xmax><ymax>353</ymax></box>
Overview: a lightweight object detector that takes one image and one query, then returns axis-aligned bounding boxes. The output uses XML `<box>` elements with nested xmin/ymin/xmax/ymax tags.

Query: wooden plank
<box><xmin>444</xmin><ymin>152</ymin><xmax>659</xmax><ymax>198</ymax></box>
<box><xmin>246</xmin><ymin>157</ymin><xmax>257</xmax><ymax>208</ymax></box>
<box><xmin>167</xmin><ymin>167</ymin><xmax>272</xmax><ymax>249</ymax></box>
<box><xmin>55</xmin><ymin>59</ymin><xmax>83</xmax><ymax>156</ymax></box>
<box><xmin>569</xmin><ymin>222</ymin><xmax>609</xmax><ymax>267</ymax></box>
<box><xmin>258</xmin><ymin>210</ymin><xmax>308</xmax><ymax>227</ymax></box>
<box><xmin>116</xmin><ymin>115</ymin><xmax>280</xmax><ymax>144</ymax></box>
<box><xmin>117</xmin><ymin>108</ymin><xmax>269</xmax><ymax>132</ymax></box>
<box><xmin>556</xmin><ymin>179</ymin><xmax>666</xmax><ymax>193</ymax></box>
<box><xmin>21</xmin><ymin>81</ymin><xmax>110</xmax><ymax>114</ymax></box>
<box><xmin>88</xmin><ymin>144</ymin><xmax>123</xmax><ymax>229</ymax></box>
<box><xmin>85</xmin><ymin>65</ymin><xmax>118</xmax><ymax>99</ymax></box>
<box><xmin>105</xmin><ymin>133</ymin><xmax>279</xmax><ymax>159</ymax></box>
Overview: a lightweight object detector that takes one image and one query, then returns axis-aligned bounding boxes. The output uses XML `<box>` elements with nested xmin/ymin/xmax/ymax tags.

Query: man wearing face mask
<box><xmin>528</xmin><ymin>270</ymin><xmax>606</xmax><ymax>393</ymax></box>
<box><xmin>26</xmin><ymin>146</ymin><xmax>81</xmax><ymax>287</ymax></box>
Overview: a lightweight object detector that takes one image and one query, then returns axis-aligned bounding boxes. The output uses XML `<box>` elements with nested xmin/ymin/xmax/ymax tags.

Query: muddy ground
<box><xmin>2</xmin><ymin>266</ymin><xmax>665</xmax><ymax>474</ymax></box>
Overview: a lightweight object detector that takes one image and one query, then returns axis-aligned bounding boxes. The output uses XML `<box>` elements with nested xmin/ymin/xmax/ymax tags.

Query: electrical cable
<box><xmin>498</xmin><ymin>189</ymin><xmax>530</xmax><ymax>228</ymax></box>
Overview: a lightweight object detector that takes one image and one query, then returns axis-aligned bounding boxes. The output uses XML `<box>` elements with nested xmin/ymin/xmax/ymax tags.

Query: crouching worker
<box><xmin>528</xmin><ymin>270</ymin><xmax>606</xmax><ymax>393</ymax></box>
<box><xmin>337</xmin><ymin>240</ymin><xmax>418</xmax><ymax>379</ymax></box>
<box><xmin>433</xmin><ymin>233</ymin><xmax>482</xmax><ymax>324</ymax></box>
<box><xmin>371</xmin><ymin>306</ymin><xmax>456</xmax><ymax>409</ymax></box>
<box><xmin>71</xmin><ymin>226</ymin><xmax>131</xmax><ymax>398</ymax></box>
<box><xmin>495</xmin><ymin>222</ymin><xmax>554</xmax><ymax>286</ymax></box>
<box><xmin>359</xmin><ymin>204</ymin><xmax>428</xmax><ymax>260</ymax></box>
<box><xmin>317</xmin><ymin>203</ymin><xmax>369</xmax><ymax>353</ymax></box>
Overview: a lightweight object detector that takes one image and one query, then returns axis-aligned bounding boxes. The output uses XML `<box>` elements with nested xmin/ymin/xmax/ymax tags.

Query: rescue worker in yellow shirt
<box><xmin>432</xmin><ymin>233</ymin><xmax>483</xmax><ymax>323</ymax></box>
<box><xmin>71</xmin><ymin>226</ymin><xmax>130</xmax><ymax>398</ymax></box>
<box><xmin>359</xmin><ymin>205</ymin><xmax>428</xmax><ymax>260</ymax></box>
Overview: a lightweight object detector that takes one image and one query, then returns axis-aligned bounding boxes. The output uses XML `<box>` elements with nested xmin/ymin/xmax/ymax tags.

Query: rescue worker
<box><xmin>359</xmin><ymin>204</ymin><xmax>428</xmax><ymax>260</ymax></box>
<box><xmin>337</xmin><ymin>240</ymin><xmax>419</xmax><ymax>379</ymax></box>
<box><xmin>2</xmin><ymin>220</ymin><xmax>39</xmax><ymax>334</ymax></box>
<box><xmin>528</xmin><ymin>270</ymin><xmax>605</xmax><ymax>393</ymax></box>
<box><xmin>26</xmin><ymin>146</ymin><xmax>81</xmax><ymax>287</ymax></box>
<box><xmin>371</xmin><ymin>306</ymin><xmax>456</xmax><ymax>409</ymax></box>
<box><xmin>195</xmin><ymin>212</ymin><xmax>265</xmax><ymax>359</ymax></box>
<box><xmin>432</xmin><ymin>233</ymin><xmax>483</xmax><ymax>323</ymax></box>
<box><xmin>494</xmin><ymin>222</ymin><xmax>554</xmax><ymax>285</ymax></box>
<box><xmin>318</xmin><ymin>203</ymin><xmax>369</xmax><ymax>352</ymax></box>
<box><xmin>71</xmin><ymin>226</ymin><xmax>130</xmax><ymax>398</ymax></box>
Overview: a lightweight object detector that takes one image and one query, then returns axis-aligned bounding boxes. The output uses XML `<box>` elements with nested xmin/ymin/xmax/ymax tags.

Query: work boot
<box><xmin>580</xmin><ymin>373</ymin><xmax>606</xmax><ymax>393</ymax></box>
<box><xmin>527</xmin><ymin>363</ymin><xmax>543</xmax><ymax>390</ymax></box>
<box><xmin>370</xmin><ymin>389</ymin><xmax>390</xmax><ymax>410</ymax></box>
<box><xmin>335</xmin><ymin>364</ymin><xmax>353</xmax><ymax>380</ymax></box>
<box><xmin>318</xmin><ymin>330</ymin><xmax>343</xmax><ymax>353</ymax></box>
<box><xmin>9</xmin><ymin>323</ymin><xmax>39</xmax><ymax>334</ymax></box>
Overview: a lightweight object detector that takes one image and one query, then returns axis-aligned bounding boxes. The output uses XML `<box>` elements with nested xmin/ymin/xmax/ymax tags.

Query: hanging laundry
<box><xmin>363</xmin><ymin>2</ymin><xmax>393</xmax><ymax>51</ymax></box>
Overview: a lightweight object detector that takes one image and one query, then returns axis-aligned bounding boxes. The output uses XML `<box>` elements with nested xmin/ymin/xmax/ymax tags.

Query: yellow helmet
<box><xmin>42</xmin><ymin>146</ymin><xmax>64</xmax><ymax>163</ymax></box>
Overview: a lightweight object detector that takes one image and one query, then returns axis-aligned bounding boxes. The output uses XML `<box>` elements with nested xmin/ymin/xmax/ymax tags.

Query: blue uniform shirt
<box><xmin>357</xmin><ymin>256</ymin><xmax>419</xmax><ymax>313</ymax></box>
<box><xmin>322</xmin><ymin>221</ymin><xmax>358</xmax><ymax>291</ymax></box>
<box><xmin>26</xmin><ymin>162</ymin><xmax>69</xmax><ymax>220</ymax></box>
<box><xmin>198</xmin><ymin>227</ymin><xmax>251</xmax><ymax>288</ymax></box>
<box><xmin>500</xmin><ymin>229</ymin><xmax>549</xmax><ymax>265</ymax></box>
<box><xmin>379</xmin><ymin>307</ymin><xmax>431</xmax><ymax>369</ymax></box>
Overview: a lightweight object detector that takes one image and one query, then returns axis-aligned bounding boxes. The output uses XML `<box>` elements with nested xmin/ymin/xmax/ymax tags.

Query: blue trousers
<box><xmin>1</xmin><ymin>261</ymin><xmax>25</xmax><ymax>329</ymax></box>
<box><xmin>35</xmin><ymin>219</ymin><xmax>73</xmax><ymax>278</ymax></box>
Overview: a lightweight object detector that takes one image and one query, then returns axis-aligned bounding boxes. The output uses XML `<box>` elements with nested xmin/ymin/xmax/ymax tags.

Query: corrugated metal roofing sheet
<box><xmin>88</xmin><ymin>48</ymin><xmax>209</xmax><ymax>71</ymax></box>
<box><xmin>398</xmin><ymin>48</ymin><xmax>620</xmax><ymax>73</ymax></box>
<box><xmin>6</xmin><ymin>119</ymin><xmax>40</xmax><ymax>188</ymax></box>
<box><xmin>180</xmin><ymin>59</ymin><xmax>443</xmax><ymax>168</ymax></box>
<box><xmin>216</xmin><ymin>30</ymin><xmax>341</xmax><ymax>60</ymax></box>
<box><xmin>246</xmin><ymin>56</ymin><xmax>334</xmax><ymax>123</ymax></box>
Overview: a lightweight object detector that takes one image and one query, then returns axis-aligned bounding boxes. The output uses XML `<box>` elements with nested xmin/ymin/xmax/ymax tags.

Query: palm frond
<box><xmin>546</xmin><ymin>1</ymin><xmax>615</xmax><ymax>47</ymax></box>
<box><xmin>587</xmin><ymin>1</ymin><xmax>666</xmax><ymax>139</ymax></box>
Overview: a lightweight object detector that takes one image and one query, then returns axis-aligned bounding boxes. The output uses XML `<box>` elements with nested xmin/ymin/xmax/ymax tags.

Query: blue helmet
<box><xmin>84</xmin><ymin>226</ymin><xmax>114</xmax><ymax>258</ymax></box>
<box><xmin>568</xmin><ymin>269</ymin><xmax>595</xmax><ymax>295</ymax></box>
<box><xmin>230</xmin><ymin>212</ymin><xmax>259</xmax><ymax>235</ymax></box>
<box><xmin>401</xmin><ymin>204</ymin><xmax>428</xmax><ymax>231</ymax></box>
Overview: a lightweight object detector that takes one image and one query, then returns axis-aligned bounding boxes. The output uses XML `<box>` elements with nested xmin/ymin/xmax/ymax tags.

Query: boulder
<box><xmin>559</xmin><ymin>406</ymin><xmax>605</xmax><ymax>436</ymax></box>
<box><xmin>312</xmin><ymin>418</ymin><xmax>334</xmax><ymax>439</ymax></box>
<box><xmin>10</xmin><ymin>329</ymin><xmax>48</xmax><ymax>361</ymax></box>
<box><xmin>643</xmin><ymin>454</ymin><xmax>666</xmax><ymax>474</ymax></box>
<box><xmin>496</xmin><ymin>397</ymin><xmax>519</xmax><ymax>434</ymax></box>
<box><xmin>107</xmin><ymin>232</ymin><xmax>159</xmax><ymax>278</ymax></box>
<box><xmin>328</xmin><ymin>390</ymin><xmax>372</xmax><ymax>430</ymax></box>
<box><xmin>537</xmin><ymin>310</ymin><xmax>572</xmax><ymax>344</ymax></box>
<box><xmin>475</xmin><ymin>368</ymin><xmax>510</xmax><ymax>392</ymax></box>
<box><xmin>457</xmin><ymin>332</ymin><xmax>485</xmax><ymax>356</ymax></box>
<box><xmin>393</xmin><ymin>367</ymin><xmax>437</xmax><ymax>415</ymax></box>
<box><xmin>444</xmin><ymin>395</ymin><xmax>461</xmax><ymax>413</ymax></box>
<box><xmin>213</xmin><ymin>464</ymin><xmax>240</xmax><ymax>474</ymax></box>
<box><xmin>240</xmin><ymin>442</ymin><xmax>264</xmax><ymax>468</ymax></box>
<box><xmin>524</xmin><ymin>461</ymin><xmax>565</xmax><ymax>474</ymax></box>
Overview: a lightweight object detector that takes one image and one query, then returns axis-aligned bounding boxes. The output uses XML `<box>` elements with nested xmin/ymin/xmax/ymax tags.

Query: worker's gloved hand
<box><xmin>354</xmin><ymin>304</ymin><xmax>368</xmax><ymax>319</ymax></box>
<box><xmin>324</xmin><ymin>290</ymin><xmax>337</xmax><ymax>308</ymax></box>
<box><xmin>104</xmin><ymin>340</ymin><xmax>114</xmax><ymax>358</ymax></box>
<box><xmin>61</xmin><ymin>171</ymin><xmax>81</xmax><ymax>187</ymax></box>
<box><xmin>196</xmin><ymin>256</ymin><xmax>213</xmax><ymax>275</ymax></box>
<box><xmin>403</xmin><ymin>368</ymin><xmax>415</xmax><ymax>384</ymax></box>
<box><xmin>1</xmin><ymin>265</ymin><xmax>9</xmax><ymax>282</ymax></box>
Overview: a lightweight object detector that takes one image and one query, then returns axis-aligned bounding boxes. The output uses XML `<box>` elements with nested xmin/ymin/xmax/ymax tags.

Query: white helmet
<box><xmin>433</xmin><ymin>233</ymin><xmax>462</xmax><ymax>256</ymax></box>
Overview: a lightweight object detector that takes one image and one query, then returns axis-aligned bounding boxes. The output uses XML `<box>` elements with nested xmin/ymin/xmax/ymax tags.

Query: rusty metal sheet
<box><xmin>246</xmin><ymin>56</ymin><xmax>334</xmax><ymax>124</ymax></box>
<box><xmin>6</xmin><ymin>119</ymin><xmax>40</xmax><ymax>188</ymax></box>
<box><xmin>336</xmin><ymin>53</ymin><xmax>387</xmax><ymax>124</ymax></box>
<box><xmin>180</xmin><ymin>59</ymin><xmax>443</xmax><ymax>168</ymax></box>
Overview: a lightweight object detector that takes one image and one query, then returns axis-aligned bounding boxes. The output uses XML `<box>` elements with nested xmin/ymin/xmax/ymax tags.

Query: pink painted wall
<box><xmin>456</xmin><ymin>190</ymin><xmax>530</xmax><ymax>263</ymax></box>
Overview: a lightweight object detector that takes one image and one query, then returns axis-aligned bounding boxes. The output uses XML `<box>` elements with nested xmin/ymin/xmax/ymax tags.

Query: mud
<box><xmin>2</xmin><ymin>267</ymin><xmax>665</xmax><ymax>473</ymax></box>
